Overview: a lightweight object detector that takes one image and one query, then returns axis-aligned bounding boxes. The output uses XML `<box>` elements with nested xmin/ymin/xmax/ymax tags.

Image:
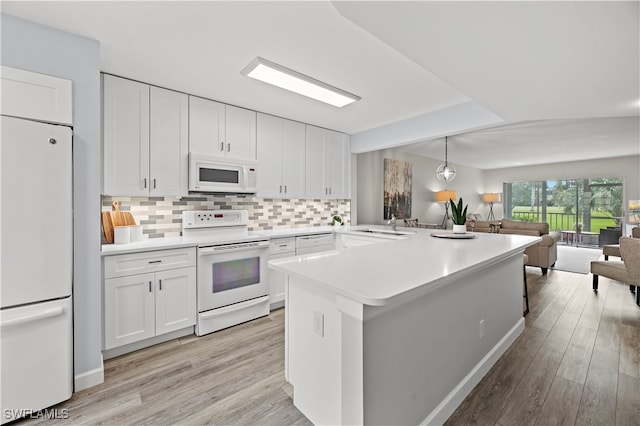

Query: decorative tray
<box><xmin>431</xmin><ymin>232</ymin><xmax>477</xmax><ymax>239</ymax></box>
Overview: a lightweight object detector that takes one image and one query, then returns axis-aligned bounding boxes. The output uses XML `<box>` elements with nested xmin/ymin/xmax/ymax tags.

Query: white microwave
<box><xmin>189</xmin><ymin>154</ymin><xmax>258</xmax><ymax>194</ymax></box>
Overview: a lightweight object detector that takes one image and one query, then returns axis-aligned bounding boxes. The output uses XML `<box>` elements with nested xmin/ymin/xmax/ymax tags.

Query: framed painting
<box><xmin>383</xmin><ymin>158</ymin><xmax>412</xmax><ymax>219</ymax></box>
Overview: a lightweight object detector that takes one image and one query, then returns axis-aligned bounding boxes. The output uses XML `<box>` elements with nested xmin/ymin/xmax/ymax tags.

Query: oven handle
<box><xmin>198</xmin><ymin>240</ymin><xmax>269</xmax><ymax>255</ymax></box>
<box><xmin>199</xmin><ymin>296</ymin><xmax>269</xmax><ymax>318</ymax></box>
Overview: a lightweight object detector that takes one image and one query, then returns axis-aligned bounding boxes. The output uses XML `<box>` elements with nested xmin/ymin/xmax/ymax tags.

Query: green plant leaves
<box><xmin>450</xmin><ymin>198</ymin><xmax>468</xmax><ymax>225</ymax></box>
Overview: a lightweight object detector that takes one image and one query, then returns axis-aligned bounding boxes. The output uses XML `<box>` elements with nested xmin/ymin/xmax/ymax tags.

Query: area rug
<box><xmin>551</xmin><ymin>245</ymin><xmax>603</xmax><ymax>274</ymax></box>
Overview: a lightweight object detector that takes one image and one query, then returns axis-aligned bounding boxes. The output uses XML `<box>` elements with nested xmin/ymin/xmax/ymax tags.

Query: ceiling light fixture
<box><xmin>436</xmin><ymin>136</ymin><xmax>456</xmax><ymax>182</ymax></box>
<box><xmin>241</xmin><ymin>57</ymin><xmax>360</xmax><ymax>108</ymax></box>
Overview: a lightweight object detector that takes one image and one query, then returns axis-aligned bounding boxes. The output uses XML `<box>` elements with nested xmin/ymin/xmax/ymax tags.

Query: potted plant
<box><xmin>330</xmin><ymin>214</ymin><xmax>343</xmax><ymax>226</ymax></box>
<box><xmin>450</xmin><ymin>198</ymin><xmax>468</xmax><ymax>233</ymax></box>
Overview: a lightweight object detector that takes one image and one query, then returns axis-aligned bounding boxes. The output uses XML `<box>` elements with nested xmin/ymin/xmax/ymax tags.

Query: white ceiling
<box><xmin>2</xmin><ymin>1</ymin><xmax>638</xmax><ymax>169</ymax></box>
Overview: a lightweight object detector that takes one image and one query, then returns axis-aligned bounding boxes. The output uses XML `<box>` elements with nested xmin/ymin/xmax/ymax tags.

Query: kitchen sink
<box><xmin>352</xmin><ymin>229</ymin><xmax>416</xmax><ymax>236</ymax></box>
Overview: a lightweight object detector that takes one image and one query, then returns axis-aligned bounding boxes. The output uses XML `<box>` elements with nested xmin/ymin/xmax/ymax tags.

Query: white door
<box><xmin>188</xmin><ymin>95</ymin><xmax>225</xmax><ymax>157</ymax></box>
<box><xmin>150</xmin><ymin>87</ymin><xmax>189</xmax><ymax>196</ymax></box>
<box><xmin>155</xmin><ymin>268</ymin><xmax>196</xmax><ymax>335</ymax></box>
<box><xmin>0</xmin><ymin>298</ymin><xmax>73</xmax><ymax>424</ymax></box>
<box><xmin>1</xmin><ymin>116</ymin><xmax>72</xmax><ymax>307</ymax></box>
<box><xmin>225</xmin><ymin>105</ymin><xmax>257</xmax><ymax>161</ymax></box>
<box><xmin>197</xmin><ymin>246</ymin><xmax>268</xmax><ymax>311</ymax></box>
<box><xmin>325</xmin><ymin>130</ymin><xmax>347</xmax><ymax>199</ymax></box>
<box><xmin>104</xmin><ymin>273</ymin><xmax>155</xmax><ymax>350</ymax></box>
<box><xmin>103</xmin><ymin>75</ymin><xmax>150</xmax><ymax>195</ymax></box>
<box><xmin>257</xmin><ymin>113</ymin><xmax>284</xmax><ymax>198</ymax></box>
<box><xmin>305</xmin><ymin>125</ymin><xmax>325</xmax><ymax>199</ymax></box>
<box><xmin>282</xmin><ymin>119</ymin><xmax>306</xmax><ymax>198</ymax></box>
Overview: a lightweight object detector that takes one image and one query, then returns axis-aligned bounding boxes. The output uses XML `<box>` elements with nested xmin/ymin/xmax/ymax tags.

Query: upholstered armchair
<box><xmin>591</xmin><ymin>237</ymin><xmax>640</xmax><ymax>305</ymax></box>
<box><xmin>602</xmin><ymin>226</ymin><xmax>640</xmax><ymax>260</ymax></box>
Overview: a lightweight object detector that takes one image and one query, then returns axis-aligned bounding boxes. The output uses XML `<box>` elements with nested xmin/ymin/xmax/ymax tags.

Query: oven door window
<box><xmin>211</xmin><ymin>257</ymin><xmax>260</xmax><ymax>293</ymax></box>
<box><xmin>199</xmin><ymin>167</ymin><xmax>239</xmax><ymax>184</ymax></box>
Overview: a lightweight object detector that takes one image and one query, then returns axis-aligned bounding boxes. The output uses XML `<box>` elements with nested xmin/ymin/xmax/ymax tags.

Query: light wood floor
<box><xmin>446</xmin><ymin>268</ymin><xmax>640</xmax><ymax>426</ymax></box>
<box><xmin>17</xmin><ymin>268</ymin><xmax>640</xmax><ymax>426</ymax></box>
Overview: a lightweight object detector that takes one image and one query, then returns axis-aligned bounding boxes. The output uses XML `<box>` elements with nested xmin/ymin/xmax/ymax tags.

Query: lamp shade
<box><xmin>435</xmin><ymin>190</ymin><xmax>457</xmax><ymax>203</ymax></box>
<box><xmin>482</xmin><ymin>193</ymin><xmax>502</xmax><ymax>203</ymax></box>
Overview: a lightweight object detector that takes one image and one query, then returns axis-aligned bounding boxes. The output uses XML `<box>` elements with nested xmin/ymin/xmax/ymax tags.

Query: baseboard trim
<box><xmin>103</xmin><ymin>326</ymin><xmax>194</xmax><ymax>360</ymax></box>
<box><xmin>74</xmin><ymin>353</ymin><xmax>104</xmax><ymax>392</ymax></box>
<box><xmin>421</xmin><ymin>318</ymin><xmax>525</xmax><ymax>426</ymax></box>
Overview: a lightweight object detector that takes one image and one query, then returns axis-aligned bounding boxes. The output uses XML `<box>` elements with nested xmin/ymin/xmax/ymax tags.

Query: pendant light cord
<box><xmin>445</xmin><ymin>136</ymin><xmax>448</xmax><ymax>167</ymax></box>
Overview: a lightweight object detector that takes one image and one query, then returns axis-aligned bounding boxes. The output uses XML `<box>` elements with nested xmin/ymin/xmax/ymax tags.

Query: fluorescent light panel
<box><xmin>241</xmin><ymin>57</ymin><xmax>360</xmax><ymax>108</ymax></box>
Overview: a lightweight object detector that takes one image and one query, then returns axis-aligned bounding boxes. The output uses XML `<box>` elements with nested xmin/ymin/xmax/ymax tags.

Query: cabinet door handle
<box><xmin>148</xmin><ymin>260</ymin><xmax>162</xmax><ymax>264</ymax></box>
<box><xmin>279</xmin><ymin>185</ymin><xmax>282</xmax><ymax>193</ymax></box>
<box><xmin>227</xmin><ymin>143</ymin><xmax>231</xmax><ymax>152</ymax></box>
<box><xmin>143</xmin><ymin>178</ymin><xmax>147</xmax><ymax>189</ymax></box>
<box><xmin>148</xmin><ymin>281</ymin><xmax>152</xmax><ymax>293</ymax></box>
<box><xmin>153</xmin><ymin>178</ymin><xmax>157</xmax><ymax>189</ymax></box>
<box><xmin>159</xmin><ymin>279</ymin><xmax>162</xmax><ymax>291</ymax></box>
<box><xmin>329</xmin><ymin>187</ymin><xmax>332</xmax><ymax>195</ymax></box>
<box><xmin>284</xmin><ymin>185</ymin><xmax>287</xmax><ymax>193</ymax></box>
<box><xmin>220</xmin><ymin>142</ymin><xmax>224</xmax><ymax>151</ymax></box>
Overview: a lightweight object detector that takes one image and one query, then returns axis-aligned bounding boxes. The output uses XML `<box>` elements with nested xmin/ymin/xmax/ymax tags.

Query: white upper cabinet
<box><xmin>1</xmin><ymin>66</ymin><xmax>73</xmax><ymax>126</ymax></box>
<box><xmin>103</xmin><ymin>75</ymin><xmax>150</xmax><ymax>196</ymax></box>
<box><xmin>257</xmin><ymin>113</ymin><xmax>306</xmax><ymax>198</ymax></box>
<box><xmin>103</xmin><ymin>75</ymin><xmax>188</xmax><ymax>196</ymax></box>
<box><xmin>225</xmin><ymin>105</ymin><xmax>257</xmax><ymax>161</ymax></box>
<box><xmin>189</xmin><ymin>96</ymin><xmax>257</xmax><ymax>161</ymax></box>
<box><xmin>305</xmin><ymin>125</ymin><xmax>325</xmax><ymax>199</ymax></box>
<box><xmin>149</xmin><ymin>86</ymin><xmax>189</xmax><ymax>196</ymax></box>
<box><xmin>188</xmin><ymin>96</ymin><xmax>225</xmax><ymax>156</ymax></box>
<box><xmin>324</xmin><ymin>129</ymin><xmax>350</xmax><ymax>199</ymax></box>
<box><xmin>305</xmin><ymin>125</ymin><xmax>350</xmax><ymax>199</ymax></box>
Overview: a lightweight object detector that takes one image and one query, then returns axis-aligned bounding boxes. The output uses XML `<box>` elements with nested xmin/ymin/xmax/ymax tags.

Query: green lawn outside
<box><xmin>511</xmin><ymin>206</ymin><xmax>617</xmax><ymax>233</ymax></box>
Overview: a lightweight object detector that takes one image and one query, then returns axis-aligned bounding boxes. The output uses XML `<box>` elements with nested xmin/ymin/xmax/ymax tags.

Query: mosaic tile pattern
<box><xmin>101</xmin><ymin>195</ymin><xmax>350</xmax><ymax>242</ymax></box>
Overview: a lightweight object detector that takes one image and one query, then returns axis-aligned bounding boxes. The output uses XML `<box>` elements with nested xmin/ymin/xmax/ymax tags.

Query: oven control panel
<box><xmin>182</xmin><ymin>210</ymin><xmax>249</xmax><ymax>229</ymax></box>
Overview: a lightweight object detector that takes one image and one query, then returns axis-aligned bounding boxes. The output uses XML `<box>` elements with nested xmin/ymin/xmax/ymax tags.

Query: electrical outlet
<box><xmin>478</xmin><ymin>319</ymin><xmax>485</xmax><ymax>339</ymax></box>
<box><xmin>314</xmin><ymin>311</ymin><xmax>324</xmax><ymax>337</ymax></box>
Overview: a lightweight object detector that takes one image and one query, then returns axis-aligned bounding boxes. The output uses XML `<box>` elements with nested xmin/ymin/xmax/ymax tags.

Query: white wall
<box><xmin>356</xmin><ymin>149</ymin><xmax>485</xmax><ymax>225</ymax></box>
<box><xmin>355</xmin><ymin>151</ymin><xmax>639</xmax><ymax>226</ymax></box>
<box><xmin>484</xmin><ymin>155</ymin><xmax>640</xmax><ymax>220</ymax></box>
<box><xmin>1</xmin><ymin>14</ymin><xmax>103</xmax><ymax>388</ymax></box>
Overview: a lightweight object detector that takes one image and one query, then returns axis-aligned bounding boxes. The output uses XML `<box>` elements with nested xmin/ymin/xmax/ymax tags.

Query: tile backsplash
<box><xmin>101</xmin><ymin>195</ymin><xmax>350</xmax><ymax>241</ymax></box>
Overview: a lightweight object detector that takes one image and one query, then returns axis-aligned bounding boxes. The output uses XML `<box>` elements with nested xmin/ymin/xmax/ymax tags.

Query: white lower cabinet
<box><xmin>103</xmin><ymin>248</ymin><xmax>196</xmax><ymax>350</ymax></box>
<box><xmin>268</xmin><ymin>237</ymin><xmax>296</xmax><ymax>308</ymax></box>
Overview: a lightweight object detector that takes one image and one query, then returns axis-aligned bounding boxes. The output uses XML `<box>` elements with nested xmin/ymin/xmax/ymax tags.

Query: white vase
<box><xmin>452</xmin><ymin>224</ymin><xmax>466</xmax><ymax>234</ymax></box>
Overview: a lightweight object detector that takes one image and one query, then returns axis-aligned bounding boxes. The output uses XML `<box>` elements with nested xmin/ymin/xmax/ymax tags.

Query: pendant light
<box><xmin>436</xmin><ymin>136</ymin><xmax>456</xmax><ymax>182</ymax></box>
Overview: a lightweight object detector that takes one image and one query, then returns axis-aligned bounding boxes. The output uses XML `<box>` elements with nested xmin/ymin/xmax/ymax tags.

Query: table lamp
<box><xmin>482</xmin><ymin>192</ymin><xmax>502</xmax><ymax>221</ymax></box>
<box><xmin>436</xmin><ymin>190</ymin><xmax>457</xmax><ymax>228</ymax></box>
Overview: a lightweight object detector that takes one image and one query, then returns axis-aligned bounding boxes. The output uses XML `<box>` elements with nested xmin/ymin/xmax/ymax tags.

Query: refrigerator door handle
<box><xmin>0</xmin><ymin>306</ymin><xmax>64</xmax><ymax>329</ymax></box>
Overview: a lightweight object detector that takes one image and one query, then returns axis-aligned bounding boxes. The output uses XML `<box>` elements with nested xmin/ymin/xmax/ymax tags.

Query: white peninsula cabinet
<box><xmin>257</xmin><ymin>113</ymin><xmax>306</xmax><ymax>198</ymax></box>
<box><xmin>189</xmin><ymin>96</ymin><xmax>257</xmax><ymax>161</ymax></box>
<box><xmin>103</xmin><ymin>248</ymin><xmax>196</xmax><ymax>353</ymax></box>
<box><xmin>305</xmin><ymin>124</ymin><xmax>350</xmax><ymax>199</ymax></box>
<box><xmin>103</xmin><ymin>74</ymin><xmax>188</xmax><ymax>196</ymax></box>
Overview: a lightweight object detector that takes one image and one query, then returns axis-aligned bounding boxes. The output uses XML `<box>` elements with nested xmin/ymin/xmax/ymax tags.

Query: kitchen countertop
<box><xmin>101</xmin><ymin>225</ymin><xmax>343</xmax><ymax>256</ymax></box>
<box><xmin>269</xmin><ymin>230</ymin><xmax>540</xmax><ymax>306</ymax></box>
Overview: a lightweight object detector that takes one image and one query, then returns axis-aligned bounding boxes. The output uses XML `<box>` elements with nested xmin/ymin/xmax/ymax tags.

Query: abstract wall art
<box><xmin>383</xmin><ymin>158</ymin><xmax>412</xmax><ymax>219</ymax></box>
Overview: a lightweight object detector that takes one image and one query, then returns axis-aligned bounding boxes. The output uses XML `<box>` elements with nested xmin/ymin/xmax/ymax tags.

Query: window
<box><xmin>504</xmin><ymin>177</ymin><xmax>624</xmax><ymax>247</ymax></box>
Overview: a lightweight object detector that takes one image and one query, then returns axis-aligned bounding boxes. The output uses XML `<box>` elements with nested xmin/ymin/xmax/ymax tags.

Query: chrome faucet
<box><xmin>387</xmin><ymin>214</ymin><xmax>397</xmax><ymax>231</ymax></box>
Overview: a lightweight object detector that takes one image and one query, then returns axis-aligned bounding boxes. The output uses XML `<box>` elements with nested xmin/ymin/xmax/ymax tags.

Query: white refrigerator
<box><xmin>0</xmin><ymin>115</ymin><xmax>73</xmax><ymax>424</ymax></box>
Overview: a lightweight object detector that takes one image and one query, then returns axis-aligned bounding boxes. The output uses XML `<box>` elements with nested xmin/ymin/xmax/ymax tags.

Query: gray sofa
<box><xmin>467</xmin><ymin>219</ymin><xmax>561</xmax><ymax>274</ymax></box>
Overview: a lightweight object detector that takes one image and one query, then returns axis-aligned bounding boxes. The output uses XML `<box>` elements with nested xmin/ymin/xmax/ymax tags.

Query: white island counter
<box><xmin>269</xmin><ymin>229</ymin><xmax>539</xmax><ymax>425</ymax></box>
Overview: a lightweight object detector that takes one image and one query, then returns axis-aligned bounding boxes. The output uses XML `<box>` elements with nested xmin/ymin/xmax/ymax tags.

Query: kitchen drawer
<box><xmin>296</xmin><ymin>233</ymin><xmax>334</xmax><ymax>250</ymax></box>
<box><xmin>104</xmin><ymin>247</ymin><xmax>196</xmax><ymax>279</ymax></box>
<box><xmin>269</xmin><ymin>237</ymin><xmax>296</xmax><ymax>255</ymax></box>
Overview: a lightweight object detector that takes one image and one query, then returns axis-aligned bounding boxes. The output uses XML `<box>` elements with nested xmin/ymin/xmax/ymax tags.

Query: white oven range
<box><xmin>182</xmin><ymin>210</ymin><xmax>269</xmax><ymax>336</ymax></box>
